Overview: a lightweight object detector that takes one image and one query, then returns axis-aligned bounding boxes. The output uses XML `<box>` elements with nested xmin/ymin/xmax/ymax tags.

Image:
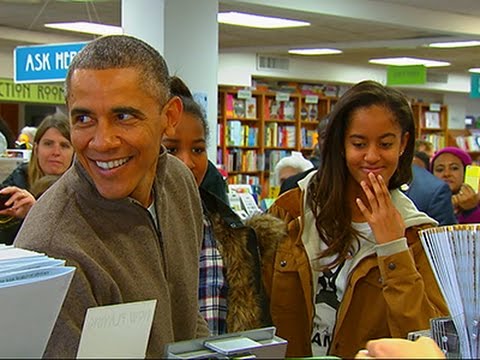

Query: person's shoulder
<box><xmin>279</xmin><ymin>168</ymin><xmax>313</xmax><ymax>194</ymax></box>
<box><xmin>160</xmin><ymin>154</ymin><xmax>200</xmax><ymax>206</ymax></box>
<box><xmin>270</xmin><ymin>186</ymin><xmax>303</xmax><ymax>219</ymax></box>
<box><xmin>22</xmin><ymin>173</ymin><xmax>74</xmax><ymax>226</ymax></box>
<box><xmin>163</xmin><ymin>153</ymin><xmax>198</xmax><ymax>186</ymax></box>
<box><xmin>14</xmin><ymin>176</ymin><xmax>79</xmax><ymax>251</ymax></box>
<box><xmin>412</xmin><ymin>164</ymin><xmax>439</xmax><ymax>181</ymax></box>
<box><xmin>1</xmin><ymin>162</ymin><xmax>28</xmax><ymax>188</ymax></box>
<box><xmin>411</xmin><ymin>165</ymin><xmax>446</xmax><ymax>188</ymax></box>
<box><xmin>165</xmin><ymin>153</ymin><xmax>193</xmax><ymax>176</ymax></box>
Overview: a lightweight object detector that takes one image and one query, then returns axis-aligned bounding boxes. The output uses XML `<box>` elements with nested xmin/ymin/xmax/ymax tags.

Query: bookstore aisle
<box><xmin>217</xmin><ymin>80</ymin><xmax>450</xmax><ymax>200</ymax></box>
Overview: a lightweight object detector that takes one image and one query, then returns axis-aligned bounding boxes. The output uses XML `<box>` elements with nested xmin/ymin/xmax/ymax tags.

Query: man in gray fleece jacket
<box><xmin>14</xmin><ymin>35</ymin><xmax>209</xmax><ymax>358</ymax></box>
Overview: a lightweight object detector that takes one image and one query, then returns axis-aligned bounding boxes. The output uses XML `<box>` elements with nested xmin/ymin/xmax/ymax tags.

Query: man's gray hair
<box><xmin>64</xmin><ymin>35</ymin><xmax>170</xmax><ymax>105</ymax></box>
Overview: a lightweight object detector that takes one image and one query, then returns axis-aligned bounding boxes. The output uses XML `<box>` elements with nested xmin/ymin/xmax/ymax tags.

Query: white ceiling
<box><xmin>0</xmin><ymin>0</ymin><xmax>479</xmax><ymax>76</ymax></box>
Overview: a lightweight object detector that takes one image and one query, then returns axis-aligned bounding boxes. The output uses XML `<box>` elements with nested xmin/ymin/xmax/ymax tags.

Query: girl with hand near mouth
<box><xmin>264</xmin><ymin>80</ymin><xmax>448</xmax><ymax>359</ymax></box>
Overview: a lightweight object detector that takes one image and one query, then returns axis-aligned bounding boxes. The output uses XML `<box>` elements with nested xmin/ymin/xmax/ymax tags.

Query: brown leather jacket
<box><xmin>264</xmin><ymin>187</ymin><xmax>449</xmax><ymax>358</ymax></box>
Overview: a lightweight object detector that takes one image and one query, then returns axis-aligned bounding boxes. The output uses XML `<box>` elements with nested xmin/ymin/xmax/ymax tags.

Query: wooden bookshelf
<box><xmin>411</xmin><ymin>102</ymin><xmax>448</xmax><ymax>152</ymax></box>
<box><xmin>447</xmin><ymin>128</ymin><xmax>480</xmax><ymax>163</ymax></box>
<box><xmin>217</xmin><ymin>86</ymin><xmax>336</xmax><ymax>197</ymax></box>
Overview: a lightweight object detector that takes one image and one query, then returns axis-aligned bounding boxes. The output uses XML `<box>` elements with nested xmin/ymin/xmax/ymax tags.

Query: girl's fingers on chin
<box><xmin>356</xmin><ymin>198</ymin><xmax>372</xmax><ymax>217</ymax></box>
<box><xmin>356</xmin><ymin>198</ymin><xmax>365</xmax><ymax>211</ymax></box>
<box><xmin>369</xmin><ymin>173</ymin><xmax>383</xmax><ymax>193</ymax></box>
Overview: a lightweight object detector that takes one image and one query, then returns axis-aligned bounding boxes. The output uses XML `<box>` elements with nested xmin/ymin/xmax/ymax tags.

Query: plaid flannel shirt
<box><xmin>198</xmin><ymin>215</ymin><xmax>228</xmax><ymax>335</ymax></box>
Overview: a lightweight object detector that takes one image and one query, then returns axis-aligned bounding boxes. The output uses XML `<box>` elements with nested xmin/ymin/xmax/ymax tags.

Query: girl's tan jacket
<box><xmin>264</xmin><ymin>186</ymin><xmax>449</xmax><ymax>359</ymax></box>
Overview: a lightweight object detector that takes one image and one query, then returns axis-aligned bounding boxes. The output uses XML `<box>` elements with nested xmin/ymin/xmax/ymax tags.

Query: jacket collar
<box><xmin>200</xmin><ymin>187</ymin><xmax>245</xmax><ymax>229</ymax></box>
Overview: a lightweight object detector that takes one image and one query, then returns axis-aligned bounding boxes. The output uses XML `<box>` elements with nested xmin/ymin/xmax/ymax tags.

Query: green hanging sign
<box><xmin>0</xmin><ymin>78</ymin><xmax>64</xmax><ymax>104</ymax></box>
<box><xmin>386</xmin><ymin>65</ymin><xmax>426</xmax><ymax>85</ymax></box>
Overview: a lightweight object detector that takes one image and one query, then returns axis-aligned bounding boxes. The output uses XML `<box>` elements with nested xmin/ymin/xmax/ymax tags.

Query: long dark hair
<box><xmin>307</xmin><ymin>80</ymin><xmax>415</xmax><ymax>269</ymax></box>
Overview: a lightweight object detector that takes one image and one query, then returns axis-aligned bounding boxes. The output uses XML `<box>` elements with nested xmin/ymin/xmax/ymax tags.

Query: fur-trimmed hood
<box><xmin>245</xmin><ymin>213</ymin><xmax>287</xmax><ymax>263</ymax></box>
<box><xmin>201</xmin><ymin>189</ymin><xmax>287</xmax><ymax>333</ymax></box>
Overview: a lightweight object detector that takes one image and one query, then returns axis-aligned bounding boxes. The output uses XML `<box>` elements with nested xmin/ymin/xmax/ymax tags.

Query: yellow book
<box><xmin>464</xmin><ymin>165</ymin><xmax>480</xmax><ymax>193</ymax></box>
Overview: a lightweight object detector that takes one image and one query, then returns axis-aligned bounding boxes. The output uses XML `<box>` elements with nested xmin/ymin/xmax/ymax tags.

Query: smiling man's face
<box><xmin>67</xmin><ymin>67</ymin><xmax>180</xmax><ymax>206</ymax></box>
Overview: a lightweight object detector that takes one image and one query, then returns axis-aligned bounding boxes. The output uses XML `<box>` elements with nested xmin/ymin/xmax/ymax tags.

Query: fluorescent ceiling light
<box><xmin>369</xmin><ymin>57</ymin><xmax>450</xmax><ymax>67</ymax></box>
<box><xmin>288</xmin><ymin>48</ymin><xmax>342</xmax><ymax>55</ymax></box>
<box><xmin>429</xmin><ymin>40</ymin><xmax>480</xmax><ymax>48</ymax></box>
<box><xmin>218</xmin><ymin>12</ymin><xmax>310</xmax><ymax>29</ymax></box>
<box><xmin>469</xmin><ymin>68</ymin><xmax>480</xmax><ymax>73</ymax></box>
<box><xmin>45</xmin><ymin>22</ymin><xmax>122</xmax><ymax>35</ymax></box>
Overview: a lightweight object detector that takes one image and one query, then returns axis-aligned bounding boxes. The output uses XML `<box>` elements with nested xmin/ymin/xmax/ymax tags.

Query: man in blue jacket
<box><xmin>403</xmin><ymin>164</ymin><xmax>457</xmax><ymax>225</ymax></box>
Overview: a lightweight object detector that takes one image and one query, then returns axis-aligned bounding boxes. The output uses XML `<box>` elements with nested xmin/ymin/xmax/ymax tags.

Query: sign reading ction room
<box><xmin>14</xmin><ymin>42</ymin><xmax>87</xmax><ymax>83</ymax></box>
<box><xmin>0</xmin><ymin>78</ymin><xmax>65</xmax><ymax>104</ymax></box>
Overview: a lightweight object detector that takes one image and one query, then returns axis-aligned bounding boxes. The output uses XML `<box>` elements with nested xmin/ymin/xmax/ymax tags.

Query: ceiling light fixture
<box><xmin>218</xmin><ymin>12</ymin><xmax>310</xmax><ymax>29</ymax></box>
<box><xmin>369</xmin><ymin>57</ymin><xmax>450</xmax><ymax>67</ymax></box>
<box><xmin>288</xmin><ymin>48</ymin><xmax>342</xmax><ymax>55</ymax></box>
<box><xmin>44</xmin><ymin>22</ymin><xmax>122</xmax><ymax>36</ymax></box>
<box><xmin>469</xmin><ymin>68</ymin><xmax>480</xmax><ymax>73</ymax></box>
<box><xmin>429</xmin><ymin>40</ymin><xmax>480</xmax><ymax>48</ymax></box>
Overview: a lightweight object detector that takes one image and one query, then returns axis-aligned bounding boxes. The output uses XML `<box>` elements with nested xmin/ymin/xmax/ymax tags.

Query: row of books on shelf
<box><xmin>226</xmin><ymin>149</ymin><xmax>262</xmax><ymax>172</ymax></box>
<box><xmin>454</xmin><ymin>135</ymin><xmax>480</xmax><ymax>152</ymax></box>
<box><xmin>264</xmin><ymin>99</ymin><xmax>296</xmax><ymax>121</ymax></box>
<box><xmin>265</xmin><ymin>150</ymin><xmax>290</xmax><ymax>174</ymax></box>
<box><xmin>300</xmin><ymin>103</ymin><xmax>319</xmax><ymax>122</ymax></box>
<box><xmin>227</xmin><ymin>174</ymin><xmax>260</xmax><ymax>186</ymax></box>
<box><xmin>220</xmin><ymin>149</ymin><xmax>294</xmax><ymax>174</ymax></box>
<box><xmin>223</xmin><ymin>121</ymin><xmax>259</xmax><ymax>147</ymax></box>
<box><xmin>226</xmin><ymin>94</ymin><xmax>257</xmax><ymax>119</ymax></box>
<box><xmin>420</xmin><ymin>134</ymin><xmax>445</xmax><ymax>152</ymax></box>
<box><xmin>301</xmin><ymin>128</ymin><xmax>317</xmax><ymax>148</ymax></box>
<box><xmin>252</xmin><ymin>78</ymin><xmax>346</xmax><ymax>97</ymax></box>
<box><xmin>265</xmin><ymin>123</ymin><xmax>296</xmax><ymax>148</ymax></box>
<box><xmin>222</xmin><ymin>91</ymin><xmax>327</xmax><ymax>123</ymax></box>
<box><xmin>421</xmin><ymin>111</ymin><xmax>442</xmax><ymax>129</ymax></box>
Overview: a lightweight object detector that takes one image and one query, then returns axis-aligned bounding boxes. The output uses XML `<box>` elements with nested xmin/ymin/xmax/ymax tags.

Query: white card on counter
<box><xmin>77</xmin><ymin>299</ymin><xmax>157</xmax><ymax>359</ymax></box>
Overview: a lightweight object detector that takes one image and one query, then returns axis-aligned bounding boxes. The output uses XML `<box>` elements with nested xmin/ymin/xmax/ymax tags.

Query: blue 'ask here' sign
<box><xmin>14</xmin><ymin>42</ymin><xmax>88</xmax><ymax>83</ymax></box>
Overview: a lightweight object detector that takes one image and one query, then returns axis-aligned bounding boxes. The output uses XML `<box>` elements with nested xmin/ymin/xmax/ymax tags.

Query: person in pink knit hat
<box><xmin>431</xmin><ymin>146</ymin><xmax>480</xmax><ymax>223</ymax></box>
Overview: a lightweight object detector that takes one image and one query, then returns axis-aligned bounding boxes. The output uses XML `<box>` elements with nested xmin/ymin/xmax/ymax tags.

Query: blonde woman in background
<box><xmin>0</xmin><ymin>113</ymin><xmax>74</xmax><ymax>244</ymax></box>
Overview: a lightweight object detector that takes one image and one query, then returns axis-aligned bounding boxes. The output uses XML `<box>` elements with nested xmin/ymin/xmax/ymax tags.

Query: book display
<box><xmin>218</xmin><ymin>86</ymin><xmax>336</xmax><ymax>197</ymax></box>
<box><xmin>447</xmin><ymin>128</ymin><xmax>480</xmax><ymax>163</ymax></box>
<box><xmin>0</xmin><ymin>245</ymin><xmax>75</xmax><ymax>357</ymax></box>
<box><xmin>411</xmin><ymin>102</ymin><xmax>448</xmax><ymax>152</ymax></box>
<box><xmin>218</xmin><ymin>89</ymin><xmax>262</xmax><ymax>189</ymax></box>
<box><xmin>419</xmin><ymin>225</ymin><xmax>480</xmax><ymax>358</ymax></box>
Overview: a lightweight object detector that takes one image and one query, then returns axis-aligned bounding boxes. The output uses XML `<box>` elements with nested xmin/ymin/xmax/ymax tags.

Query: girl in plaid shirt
<box><xmin>163</xmin><ymin>77</ymin><xmax>286</xmax><ymax>334</ymax></box>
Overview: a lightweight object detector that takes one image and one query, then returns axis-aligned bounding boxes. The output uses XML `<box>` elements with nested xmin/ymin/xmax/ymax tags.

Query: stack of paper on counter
<box><xmin>0</xmin><ymin>244</ymin><xmax>75</xmax><ymax>358</ymax></box>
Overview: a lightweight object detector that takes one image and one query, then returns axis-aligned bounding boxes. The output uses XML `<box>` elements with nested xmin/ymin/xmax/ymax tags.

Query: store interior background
<box><xmin>0</xmin><ymin>0</ymin><xmax>479</xmax><ymax>159</ymax></box>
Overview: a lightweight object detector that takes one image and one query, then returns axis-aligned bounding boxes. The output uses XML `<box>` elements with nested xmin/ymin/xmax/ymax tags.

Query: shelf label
<box><xmin>275</xmin><ymin>92</ymin><xmax>290</xmax><ymax>102</ymax></box>
<box><xmin>429</xmin><ymin>103</ymin><xmax>441</xmax><ymax>112</ymax></box>
<box><xmin>237</xmin><ymin>89</ymin><xmax>252</xmax><ymax>99</ymax></box>
<box><xmin>305</xmin><ymin>95</ymin><xmax>319</xmax><ymax>104</ymax></box>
